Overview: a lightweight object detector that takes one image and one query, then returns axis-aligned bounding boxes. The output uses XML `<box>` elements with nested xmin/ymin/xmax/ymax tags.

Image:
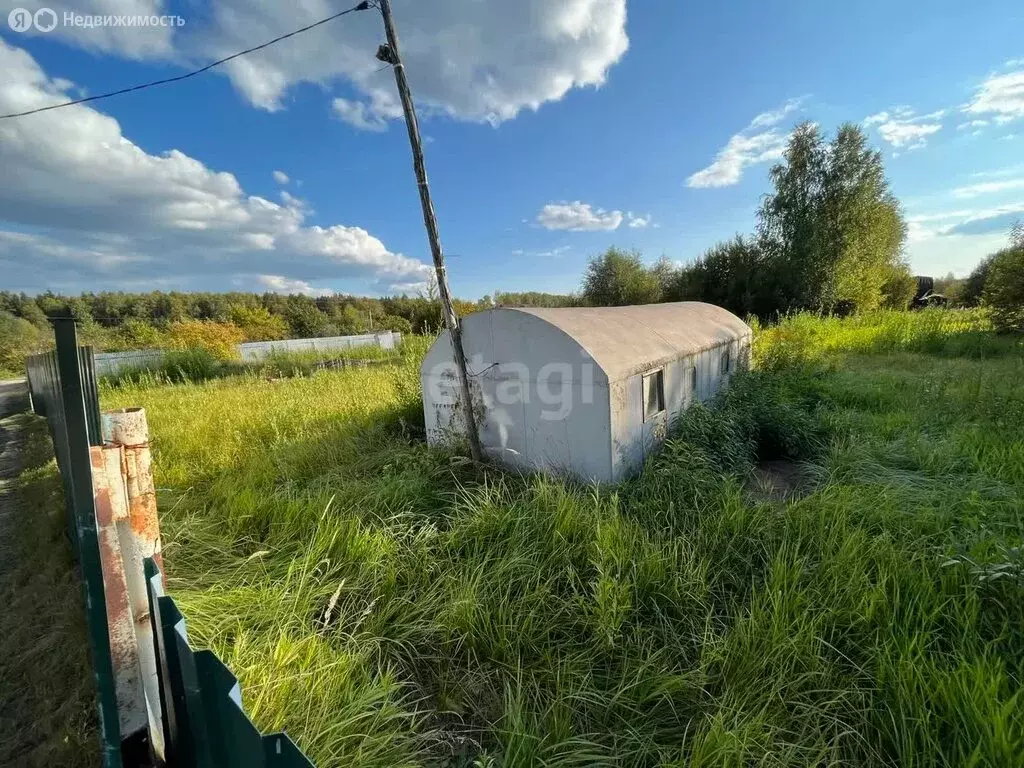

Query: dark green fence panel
<box><xmin>145</xmin><ymin>557</ymin><xmax>314</xmax><ymax>767</ymax></box>
<box><xmin>145</xmin><ymin>558</ymin><xmax>190</xmax><ymax>766</ymax></box>
<box><xmin>79</xmin><ymin>345</ymin><xmax>103</xmax><ymax>446</ymax></box>
<box><xmin>24</xmin><ymin>319</ymin><xmax>123</xmax><ymax>767</ymax></box>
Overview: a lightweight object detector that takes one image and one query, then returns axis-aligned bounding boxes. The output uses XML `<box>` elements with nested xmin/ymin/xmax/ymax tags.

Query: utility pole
<box><xmin>376</xmin><ymin>0</ymin><xmax>484</xmax><ymax>462</ymax></box>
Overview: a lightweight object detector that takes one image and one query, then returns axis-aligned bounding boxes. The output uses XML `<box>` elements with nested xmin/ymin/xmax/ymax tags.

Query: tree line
<box><xmin>0</xmin><ymin>288</ymin><xmax>583</xmax><ymax>373</ymax></box>
<box><xmin>580</xmin><ymin>123</ymin><xmax>1024</xmax><ymax>333</ymax></box>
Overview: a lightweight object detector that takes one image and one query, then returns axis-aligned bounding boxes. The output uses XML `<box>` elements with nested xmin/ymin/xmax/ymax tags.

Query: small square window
<box><xmin>721</xmin><ymin>350</ymin><xmax>731</xmax><ymax>375</ymax></box>
<box><xmin>643</xmin><ymin>369</ymin><xmax>665</xmax><ymax>420</ymax></box>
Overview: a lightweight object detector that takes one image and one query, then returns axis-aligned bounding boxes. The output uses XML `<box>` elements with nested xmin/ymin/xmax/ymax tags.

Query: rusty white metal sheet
<box><xmin>90</xmin><ymin>446</ymin><xmax>147</xmax><ymax>739</ymax></box>
<box><xmin>102</xmin><ymin>408</ymin><xmax>166</xmax><ymax>761</ymax></box>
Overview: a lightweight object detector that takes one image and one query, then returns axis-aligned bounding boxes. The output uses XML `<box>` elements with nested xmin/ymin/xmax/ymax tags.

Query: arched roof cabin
<box><xmin>421</xmin><ymin>302</ymin><xmax>752</xmax><ymax>482</ymax></box>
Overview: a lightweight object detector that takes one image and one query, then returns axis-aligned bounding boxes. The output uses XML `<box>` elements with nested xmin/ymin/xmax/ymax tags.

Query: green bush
<box><xmin>229</xmin><ymin>304</ymin><xmax>289</xmax><ymax>341</ymax></box>
<box><xmin>0</xmin><ymin>311</ymin><xmax>47</xmax><ymax>376</ymax></box>
<box><xmin>378</xmin><ymin>314</ymin><xmax>412</xmax><ymax>334</ymax></box>
<box><xmin>159</xmin><ymin>348</ymin><xmax>220</xmax><ymax>383</ymax></box>
<box><xmin>880</xmin><ymin>263</ymin><xmax>917</xmax><ymax>309</ymax></box>
<box><xmin>582</xmin><ymin>248</ymin><xmax>663</xmax><ymax>306</ymax></box>
<box><xmin>119</xmin><ymin>318</ymin><xmax>165</xmax><ymax>349</ymax></box>
<box><xmin>983</xmin><ymin>245</ymin><xmax>1024</xmax><ymax>333</ymax></box>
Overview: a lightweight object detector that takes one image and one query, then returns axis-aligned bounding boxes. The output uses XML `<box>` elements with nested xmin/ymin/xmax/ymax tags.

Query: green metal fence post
<box><xmin>53</xmin><ymin>318</ymin><xmax>124</xmax><ymax>767</ymax></box>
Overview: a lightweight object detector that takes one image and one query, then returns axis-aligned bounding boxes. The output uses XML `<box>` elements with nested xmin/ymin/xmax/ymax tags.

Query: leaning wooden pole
<box><xmin>377</xmin><ymin>0</ymin><xmax>484</xmax><ymax>462</ymax></box>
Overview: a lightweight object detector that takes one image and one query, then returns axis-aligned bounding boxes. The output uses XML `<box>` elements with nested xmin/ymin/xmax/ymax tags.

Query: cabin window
<box><xmin>643</xmin><ymin>369</ymin><xmax>665</xmax><ymax>420</ymax></box>
<box><xmin>689</xmin><ymin>366</ymin><xmax>697</xmax><ymax>393</ymax></box>
<box><xmin>721</xmin><ymin>349</ymin><xmax>732</xmax><ymax>375</ymax></box>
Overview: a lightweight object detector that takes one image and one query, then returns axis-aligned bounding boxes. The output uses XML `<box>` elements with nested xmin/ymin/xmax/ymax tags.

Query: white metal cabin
<box><xmin>421</xmin><ymin>301</ymin><xmax>753</xmax><ymax>483</ymax></box>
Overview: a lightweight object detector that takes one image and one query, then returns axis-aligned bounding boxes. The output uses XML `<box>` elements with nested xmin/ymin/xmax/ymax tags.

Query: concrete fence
<box><xmin>94</xmin><ymin>350</ymin><xmax>167</xmax><ymax>377</ymax></box>
<box><xmin>93</xmin><ymin>332</ymin><xmax>403</xmax><ymax>376</ymax></box>
<box><xmin>237</xmin><ymin>332</ymin><xmax>401</xmax><ymax>361</ymax></box>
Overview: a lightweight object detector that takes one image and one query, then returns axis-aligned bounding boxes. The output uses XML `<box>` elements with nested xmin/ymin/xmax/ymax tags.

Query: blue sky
<box><xmin>1</xmin><ymin>0</ymin><xmax>1022</xmax><ymax>299</ymax></box>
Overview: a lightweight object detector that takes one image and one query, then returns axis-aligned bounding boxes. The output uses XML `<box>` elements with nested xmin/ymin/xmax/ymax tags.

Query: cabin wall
<box><xmin>609</xmin><ymin>336</ymin><xmax>750</xmax><ymax>482</ymax></box>
<box><xmin>422</xmin><ymin>312</ymin><xmax>614</xmax><ymax>482</ymax></box>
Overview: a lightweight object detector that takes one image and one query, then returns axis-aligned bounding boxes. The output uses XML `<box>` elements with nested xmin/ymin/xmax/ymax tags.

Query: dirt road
<box><xmin>0</xmin><ymin>380</ymin><xmax>28</xmax><ymax>497</ymax></box>
<box><xmin>0</xmin><ymin>379</ymin><xmax>28</xmax><ymax>421</ymax></box>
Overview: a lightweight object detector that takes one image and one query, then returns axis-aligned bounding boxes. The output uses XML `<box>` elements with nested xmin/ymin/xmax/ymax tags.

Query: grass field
<box><xmin>100</xmin><ymin>310</ymin><xmax>1024</xmax><ymax>767</ymax></box>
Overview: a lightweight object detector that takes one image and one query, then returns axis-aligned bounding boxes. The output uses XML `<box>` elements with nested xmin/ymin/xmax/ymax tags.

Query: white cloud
<box><xmin>177</xmin><ymin>0</ymin><xmax>628</xmax><ymax>127</ymax></box>
<box><xmin>279</xmin><ymin>190</ymin><xmax>309</xmax><ymax>212</ymax></box>
<box><xmin>0</xmin><ymin>40</ymin><xmax>430</xmax><ymax>293</ymax></box>
<box><xmin>272</xmin><ymin>169</ymin><xmax>289</xmax><ymax>184</ymax></box>
<box><xmin>537</xmin><ymin>202</ymin><xmax>623</xmax><ymax>231</ymax></box>
<box><xmin>940</xmin><ymin>203</ymin><xmax>1024</xmax><ymax>237</ymax></box>
<box><xmin>951</xmin><ymin>178</ymin><xmax>1024</xmax><ymax>199</ymax></box>
<box><xmin>971</xmin><ymin>163</ymin><xmax>1024</xmax><ymax>179</ymax></box>
<box><xmin>905</xmin><ymin>202</ymin><xmax>1024</xmax><ymax>275</ymax></box>
<box><xmin>542</xmin><ymin>245</ymin><xmax>572</xmax><ymax>257</ymax></box>
<box><xmin>626</xmin><ymin>212</ymin><xmax>652</xmax><ymax>228</ymax></box>
<box><xmin>687</xmin><ymin>131</ymin><xmax>788</xmax><ymax>188</ymax></box>
<box><xmin>257</xmin><ymin>275</ymin><xmax>332</xmax><ymax>296</ymax></box>
<box><xmin>513</xmin><ymin>245</ymin><xmax>571</xmax><ymax>257</ymax></box>
<box><xmin>956</xmin><ymin>119</ymin><xmax>989</xmax><ymax>131</ymax></box>
<box><xmin>686</xmin><ymin>98</ymin><xmax>803</xmax><ymax>188</ymax></box>
<box><xmin>331</xmin><ymin>96</ymin><xmax>393</xmax><ymax>132</ymax></box>
<box><xmin>747</xmin><ymin>97</ymin><xmax>806</xmax><ymax>129</ymax></box>
<box><xmin>388</xmin><ymin>280</ymin><xmax>431</xmax><ymax>295</ymax></box>
<box><xmin>908</xmin><ymin>202</ymin><xmax>1024</xmax><ymax>240</ymax></box>
<box><xmin>965</xmin><ymin>68</ymin><xmax>1024</xmax><ymax>124</ymax></box>
<box><xmin>863</xmin><ymin>107</ymin><xmax>944</xmax><ymax>149</ymax></box>
<box><xmin>906</xmin><ymin>210</ymin><xmax>977</xmax><ymax>242</ymax></box>
<box><xmin>905</xmin><ymin>230</ymin><xmax>1009</xmax><ymax>277</ymax></box>
<box><xmin>7</xmin><ymin>0</ymin><xmax>174</xmax><ymax>59</ymax></box>
<box><xmin>7</xmin><ymin>1</ymin><xmax>629</xmax><ymax>128</ymax></box>
<box><xmin>862</xmin><ymin>109</ymin><xmax>898</xmax><ymax>126</ymax></box>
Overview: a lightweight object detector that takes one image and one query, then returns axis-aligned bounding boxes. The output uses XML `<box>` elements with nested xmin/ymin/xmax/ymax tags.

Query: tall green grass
<box><xmin>752</xmin><ymin>308</ymin><xmax>1020</xmax><ymax>371</ymax></box>
<box><xmin>102</xmin><ymin>310</ymin><xmax>1024</xmax><ymax>766</ymax></box>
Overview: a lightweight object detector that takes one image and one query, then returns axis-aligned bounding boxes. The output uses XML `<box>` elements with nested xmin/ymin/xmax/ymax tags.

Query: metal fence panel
<box><xmin>94</xmin><ymin>350</ymin><xmax>168</xmax><ymax>377</ymax></box>
<box><xmin>145</xmin><ymin>558</ymin><xmax>314</xmax><ymax>767</ymax></box>
<box><xmin>26</xmin><ymin>319</ymin><xmax>124</xmax><ymax>767</ymax></box>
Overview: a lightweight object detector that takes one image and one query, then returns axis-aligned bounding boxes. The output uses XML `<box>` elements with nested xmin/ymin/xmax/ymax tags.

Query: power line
<box><xmin>0</xmin><ymin>1</ymin><xmax>372</xmax><ymax>120</ymax></box>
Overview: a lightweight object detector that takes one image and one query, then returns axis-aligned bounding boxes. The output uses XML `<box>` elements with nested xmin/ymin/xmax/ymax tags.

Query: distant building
<box><xmin>421</xmin><ymin>302</ymin><xmax>753</xmax><ymax>483</ymax></box>
<box><xmin>913</xmin><ymin>276</ymin><xmax>947</xmax><ymax>308</ymax></box>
